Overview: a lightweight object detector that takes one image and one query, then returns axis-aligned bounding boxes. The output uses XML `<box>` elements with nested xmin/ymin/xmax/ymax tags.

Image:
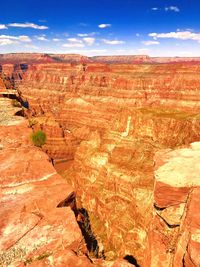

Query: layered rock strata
<box><xmin>17</xmin><ymin>63</ymin><xmax>200</xmax><ymax>162</ymax></box>
<box><xmin>0</xmin><ymin>97</ymin><xmax>132</xmax><ymax>267</ymax></box>
<box><xmin>14</xmin><ymin>62</ymin><xmax>200</xmax><ymax>266</ymax></box>
<box><xmin>1</xmin><ymin>53</ymin><xmax>200</xmax><ymax>64</ymax></box>
<box><xmin>145</xmin><ymin>143</ymin><xmax>200</xmax><ymax>267</ymax></box>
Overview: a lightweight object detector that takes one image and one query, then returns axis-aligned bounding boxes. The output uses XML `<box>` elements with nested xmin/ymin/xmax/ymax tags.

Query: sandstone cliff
<box><xmin>145</xmin><ymin>142</ymin><xmax>200</xmax><ymax>267</ymax></box>
<box><xmin>1</xmin><ymin>53</ymin><xmax>200</xmax><ymax>65</ymax></box>
<box><xmin>13</xmin><ymin>62</ymin><xmax>200</xmax><ymax>266</ymax></box>
<box><xmin>0</xmin><ymin>97</ymin><xmax>132</xmax><ymax>267</ymax></box>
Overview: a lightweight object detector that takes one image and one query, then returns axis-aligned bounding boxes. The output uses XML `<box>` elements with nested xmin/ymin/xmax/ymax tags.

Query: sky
<box><xmin>0</xmin><ymin>0</ymin><xmax>200</xmax><ymax>56</ymax></box>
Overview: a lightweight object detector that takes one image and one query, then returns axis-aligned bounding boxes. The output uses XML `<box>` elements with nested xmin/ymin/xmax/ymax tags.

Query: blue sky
<box><xmin>0</xmin><ymin>0</ymin><xmax>200</xmax><ymax>56</ymax></box>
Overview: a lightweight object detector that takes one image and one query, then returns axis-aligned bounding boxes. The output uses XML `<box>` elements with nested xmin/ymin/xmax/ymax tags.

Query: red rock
<box><xmin>145</xmin><ymin>142</ymin><xmax>200</xmax><ymax>267</ymax></box>
<box><xmin>0</xmin><ymin>102</ymin><xmax>86</xmax><ymax>266</ymax></box>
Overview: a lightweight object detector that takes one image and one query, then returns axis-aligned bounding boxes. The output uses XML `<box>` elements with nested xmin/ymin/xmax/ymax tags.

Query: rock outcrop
<box><xmin>1</xmin><ymin>57</ymin><xmax>200</xmax><ymax>266</ymax></box>
<box><xmin>14</xmin><ymin>62</ymin><xmax>200</xmax><ymax>266</ymax></box>
<box><xmin>0</xmin><ymin>98</ymin><xmax>87</xmax><ymax>266</ymax></box>
<box><xmin>145</xmin><ymin>142</ymin><xmax>200</xmax><ymax>267</ymax></box>
<box><xmin>0</xmin><ymin>97</ymin><xmax>132</xmax><ymax>266</ymax></box>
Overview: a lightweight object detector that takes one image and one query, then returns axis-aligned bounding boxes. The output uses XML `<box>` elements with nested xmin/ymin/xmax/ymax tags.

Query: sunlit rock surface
<box><xmin>145</xmin><ymin>142</ymin><xmax>200</xmax><ymax>267</ymax></box>
<box><xmin>1</xmin><ymin>58</ymin><xmax>200</xmax><ymax>266</ymax></box>
<box><xmin>0</xmin><ymin>97</ymin><xmax>132</xmax><ymax>266</ymax></box>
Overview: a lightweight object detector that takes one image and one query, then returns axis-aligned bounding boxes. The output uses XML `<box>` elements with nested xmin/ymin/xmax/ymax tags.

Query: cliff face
<box><xmin>1</xmin><ymin>53</ymin><xmax>200</xmax><ymax>65</ymax></box>
<box><xmin>0</xmin><ymin>98</ymin><xmax>88</xmax><ymax>266</ymax></box>
<box><xmin>14</xmin><ymin>62</ymin><xmax>200</xmax><ymax>266</ymax></box>
<box><xmin>0</xmin><ymin>77</ymin><xmax>6</xmax><ymax>91</ymax></box>
<box><xmin>0</xmin><ymin>63</ymin><xmax>28</xmax><ymax>89</ymax></box>
<box><xmin>0</xmin><ymin>97</ymin><xmax>132</xmax><ymax>267</ymax></box>
<box><xmin>17</xmin><ymin>63</ymin><xmax>200</xmax><ymax>160</ymax></box>
<box><xmin>145</xmin><ymin>142</ymin><xmax>200</xmax><ymax>267</ymax></box>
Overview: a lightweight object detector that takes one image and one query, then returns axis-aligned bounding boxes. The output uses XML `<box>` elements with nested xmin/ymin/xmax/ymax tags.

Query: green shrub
<box><xmin>31</xmin><ymin>130</ymin><xmax>46</xmax><ymax>147</ymax></box>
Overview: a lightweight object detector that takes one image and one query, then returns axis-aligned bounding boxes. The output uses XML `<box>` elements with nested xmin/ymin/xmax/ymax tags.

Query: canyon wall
<box><xmin>17</xmin><ymin>63</ymin><xmax>200</xmax><ymax>161</ymax></box>
<box><xmin>14</xmin><ymin>62</ymin><xmax>200</xmax><ymax>266</ymax></box>
<box><xmin>0</xmin><ymin>96</ymin><xmax>132</xmax><ymax>267</ymax></box>
<box><xmin>1</xmin><ymin>53</ymin><xmax>200</xmax><ymax>65</ymax></box>
<box><xmin>145</xmin><ymin>142</ymin><xmax>200</xmax><ymax>267</ymax></box>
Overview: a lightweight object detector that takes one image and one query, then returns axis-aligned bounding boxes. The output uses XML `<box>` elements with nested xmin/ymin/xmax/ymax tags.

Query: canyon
<box><xmin>0</xmin><ymin>53</ymin><xmax>200</xmax><ymax>266</ymax></box>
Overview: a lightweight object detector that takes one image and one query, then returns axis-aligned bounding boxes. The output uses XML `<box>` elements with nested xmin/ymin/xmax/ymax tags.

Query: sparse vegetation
<box><xmin>31</xmin><ymin>130</ymin><xmax>46</xmax><ymax>147</ymax></box>
<box><xmin>28</xmin><ymin>118</ymin><xmax>38</xmax><ymax>127</ymax></box>
<box><xmin>11</xmin><ymin>99</ymin><xmax>21</xmax><ymax>108</ymax></box>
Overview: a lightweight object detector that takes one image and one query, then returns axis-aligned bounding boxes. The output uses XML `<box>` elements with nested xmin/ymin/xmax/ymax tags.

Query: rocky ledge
<box><xmin>0</xmin><ymin>98</ymin><xmax>132</xmax><ymax>267</ymax></box>
<box><xmin>145</xmin><ymin>142</ymin><xmax>200</xmax><ymax>266</ymax></box>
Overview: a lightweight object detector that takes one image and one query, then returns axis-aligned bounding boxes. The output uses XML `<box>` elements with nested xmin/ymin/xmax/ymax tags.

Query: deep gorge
<box><xmin>1</xmin><ymin>55</ymin><xmax>200</xmax><ymax>266</ymax></box>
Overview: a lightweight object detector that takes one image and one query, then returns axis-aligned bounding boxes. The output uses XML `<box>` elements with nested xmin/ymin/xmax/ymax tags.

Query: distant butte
<box><xmin>1</xmin><ymin>52</ymin><xmax>200</xmax><ymax>64</ymax></box>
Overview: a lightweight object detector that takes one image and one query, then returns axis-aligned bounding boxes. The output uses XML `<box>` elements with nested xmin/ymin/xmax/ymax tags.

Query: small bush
<box><xmin>31</xmin><ymin>130</ymin><xmax>46</xmax><ymax>147</ymax></box>
<box><xmin>11</xmin><ymin>99</ymin><xmax>21</xmax><ymax>108</ymax></box>
<box><xmin>28</xmin><ymin>118</ymin><xmax>38</xmax><ymax>127</ymax></box>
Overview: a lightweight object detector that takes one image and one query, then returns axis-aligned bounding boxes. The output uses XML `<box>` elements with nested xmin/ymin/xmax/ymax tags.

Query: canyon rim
<box><xmin>1</xmin><ymin>0</ymin><xmax>200</xmax><ymax>266</ymax></box>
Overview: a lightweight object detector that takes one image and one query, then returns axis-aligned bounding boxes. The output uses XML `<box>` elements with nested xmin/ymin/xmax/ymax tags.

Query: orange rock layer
<box><xmin>14</xmin><ymin>62</ymin><xmax>200</xmax><ymax>266</ymax></box>
<box><xmin>0</xmin><ymin>97</ymin><xmax>132</xmax><ymax>267</ymax></box>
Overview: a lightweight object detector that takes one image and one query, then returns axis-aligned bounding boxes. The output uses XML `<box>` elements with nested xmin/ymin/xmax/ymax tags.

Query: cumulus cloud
<box><xmin>62</xmin><ymin>43</ymin><xmax>85</xmax><ymax>48</ymax></box>
<box><xmin>142</xmin><ymin>40</ymin><xmax>160</xmax><ymax>46</ymax></box>
<box><xmin>0</xmin><ymin>24</ymin><xmax>7</xmax><ymax>30</ymax></box>
<box><xmin>151</xmin><ymin>7</ymin><xmax>159</xmax><ymax>11</ymax></box>
<box><xmin>149</xmin><ymin>31</ymin><xmax>200</xmax><ymax>42</ymax></box>
<box><xmin>102</xmin><ymin>39</ymin><xmax>125</xmax><ymax>45</ymax></box>
<box><xmin>165</xmin><ymin>6</ymin><xmax>180</xmax><ymax>12</ymax></box>
<box><xmin>8</xmin><ymin>22</ymin><xmax>48</xmax><ymax>29</ymax></box>
<box><xmin>67</xmin><ymin>38</ymin><xmax>83</xmax><ymax>43</ymax></box>
<box><xmin>0</xmin><ymin>39</ymin><xmax>18</xmax><ymax>46</ymax></box>
<box><xmin>36</xmin><ymin>36</ymin><xmax>48</xmax><ymax>41</ymax></box>
<box><xmin>77</xmin><ymin>32</ymin><xmax>96</xmax><ymax>37</ymax></box>
<box><xmin>0</xmin><ymin>35</ymin><xmax>31</xmax><ymax>42</ymax></box>
<box><xmin>83</xmin><ymin>37</ymin><xmax>95</xmax><ymax>45</ymax></box>
<box><xmin>53</xmin><ymin>38</ymin><xmax>61</xmax><ymax>42</ymax></box>
<box><xmin>77</xmin><ymin>33</ymin><xmax>88</xmax><ymax>37</ymax></box>
<box><xmin>98</xmin><ymin>24</ymin><xmax>111</xmax><ymax>29</ymax></box>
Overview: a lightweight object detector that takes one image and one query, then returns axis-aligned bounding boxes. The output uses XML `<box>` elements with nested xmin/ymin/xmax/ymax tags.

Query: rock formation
<box><xmin>145</xmin><ymin>143</ymin><xmax>200</xmax><ymax>266</ymax></box>
<box><xmin>1</xmin><ymin>53</ymin><xmax>200</xmax><ymax>64</ymax></box>
<box><xmin>0</xmin><ymin>97</ymin><xmax>131</xmax><ymax>267</ymax></box>
<box><xmin>0</xmin><ymin>55</ymin><xmax>200</xmax><ymax>266</ymax></box>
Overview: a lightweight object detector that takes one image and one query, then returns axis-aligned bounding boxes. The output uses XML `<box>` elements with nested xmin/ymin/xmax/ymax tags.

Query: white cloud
<box><xmin>8</xmin><ymin>22</ymin><xmax>48</xmax><ymax>29</ymax></box>
<box><xmin>77</xmin><ymin>32</ymin><xmax>96</xmax><ymax>37</ymax></box>
<box><xmin>53</xmin><ymin>38</ymin><xmax>61</xmax><ymax>42</ymax></box>
<box><xmin>151</xmin><ymin>7</ymin><xmax>159</xmax><ymax>11</ymax></box>
<box><xmin>67</xmin><ymin>38</ymin><xmax>83</xmax><ymax>43</ymax></box>
<box><xmin>149</xmin><ymin>31</ymin><xmax>200</xmax><ymax>42</ymax></box>
<box><xmin>165</xmin><ymin>6</ymin><xmax>180</xmax><ymax>12</ymax></box>
<box><xmin>36</xmin><ymin>36</ymin><xmax>48</xmax><ymax>41</ymax></box>
<box><xmin>62</xmin><ymin>43</ymin><xmax>85</xmax><ymax>48</ymax></box>
<box><xmin>0</xmin><ymin>24</ymin><xmax>7</xmax><ymax>30</ymax></box>
<box><xmin>98</xmin><ymin>24</ymin><xmax>111</xmax><ymax>29</ymax></box>
<box><xmin>142</xmin><ymin>40</ymin><xmax>160</xmax><ymax>46</ymax></box>
<box><xmin>83</xmin><ymin>37</ymin><xmax>95</xmax><ymax>45</ymax></box>
<box><xmin>0</xmin><ymin>35</ymin><xmax>31</xmax><ymax>42</ymax></box>
<box><xmin>77</xmin><ymin>33</ymin><xmax>88</xmax><ymax>37</ymax></box>
<box><xmin>102</xmin><ymin>39</ymin><xmax>125</xmax><ymax>45</ymax></box>
<box><xmin>0</xmin><ymin>39</ymin><xmax>18</xmax><ymax>46</ymax></box>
